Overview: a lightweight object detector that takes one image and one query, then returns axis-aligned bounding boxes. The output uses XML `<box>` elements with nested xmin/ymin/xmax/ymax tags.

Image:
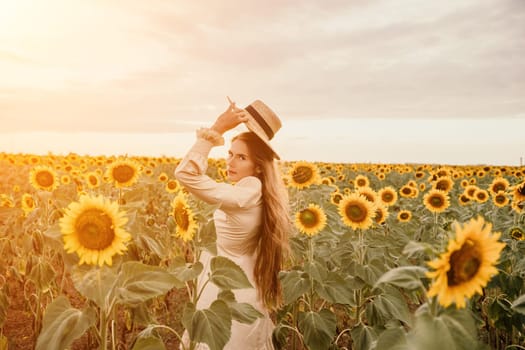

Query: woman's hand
<box><xmin>211</xmin><ymin>97</ymin><xmax>249</xmax><ymax>135</ymax></box>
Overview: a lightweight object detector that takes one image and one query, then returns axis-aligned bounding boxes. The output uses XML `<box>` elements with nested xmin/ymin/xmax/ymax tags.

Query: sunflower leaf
<box><xmin>209</xmin><ymin>256</ymin><xmax>252</xmax><ymax>290</ymax></box>
<box><xmin>217</xmin><ymin>290</ymin><xmax>263</xmax><ymax>324</ymax></box>
<box><xmin>374</xmin><ymin>266</ymin><xmax>427</xmax><ymax>291</ymax></box>
<box><xmin>116</xmin><ymin>261</ymin><xmax>183</xmax><ymax>306</ymax></box>
<box><xmin>280</xmin><ymin>270</ymin><xmax>311</xmax><ymax>305</ymax></box>
<box><xmin>187</xmin><ymin>300</ymin><xmax>232</xmax><ymax>350</ymax></box>
<box><xmin>298</xmin><ymin>309</ymin><xmax>337</xmax><ymax>350</ymax></box>
<box><xmin>511</xmin><ymin>294</ymin><xmax>525</xmax><ymax>315</ymax></box>
<box><xmin>35</xmin><ymin>296</ymin><xmax>96</xmax><ymax>350</ymax></box>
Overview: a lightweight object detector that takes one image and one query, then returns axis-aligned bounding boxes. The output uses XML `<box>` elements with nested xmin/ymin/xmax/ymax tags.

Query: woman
<box><xmin>175</xmin><ymin>98</ymin><xmax>291</xmax><ymax>349</ymax></box>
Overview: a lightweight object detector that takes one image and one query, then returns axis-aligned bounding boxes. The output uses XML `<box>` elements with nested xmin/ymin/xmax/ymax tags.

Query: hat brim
<box><xmin>244</xmin><ymin>116</ymin><xmax>281</xmax><ymax>160</ymax></box>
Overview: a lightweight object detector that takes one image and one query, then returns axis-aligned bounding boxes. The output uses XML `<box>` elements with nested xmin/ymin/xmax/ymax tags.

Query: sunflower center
<box><xmin>292</xmin><ymin>166</ymin><xmax>314</xmax><ymax>184</ymax></box>
<box><xmin>174</xmin><ymin>204</ymin><xmax>189</xmax><ymax>231</ymax></box>
<box><xmin>357</xmin><ymin>179</ymin><xmax>367</xmax><ymax>187</ymax></box>
<box><xmin>401</xmin><ymin>187</ymin><xmax>412</xmax><ymax>195</ymax></box>
<box><xmin>299</xmin><ymin>209</ymin><xmax>318</xmax><ymax>228</ymax></box>
<box><xmin>36</xmin><ymin>171</ymin><xmax>54</xmax><ymax>187</ymax></box>
<box><xmin>518</xmin><ymin>184</ymin><xmax>525</xmax><ymax>196</ymax></box>
<box><xmin>493</xmin><ymin>183</ymin><xmax>505</xmax><ymax>192</ymax></box>
<box><xmin>345</xmin><ymin>202</ymin><xmax>366</xmax><ymax>223</ymax></box>
<box><xmin>511</xmin><ymin>228</ymin><xmax>524</xmax><ymax>241</ymax></box>
<box><xmin>75</xmin><ymin>209</ymin><xmax>115</xmax><ymax>250</ymax></box>
<box><xmin>88</xmin><ymin>175</ymin><xmax>98</xmax><ymax>186</ymax></box>
<box><xmin>430</xmin><ymin>195</ymin><xmax>444</xmax><ymax>207</ymax></box>
<box><xmin>112</xmin><ymin>165</ymin><xmax>135</xmax><ymax>183</ymax></box>
<box><xmin>436</xmin><ymin>181</ymin><xmax>449</xmax><ymax>191</ymax></box>
<box><xmin>446</xmin><ymin>239</ymin><xmax>481</xmax><ymax>286</ymax></box>
<box><xmin>495</xmin><ymin>195</ymin><xmax>506</xmax><ymax>204</ymax></box>
<box><xmin>400</xmin><ymin>212</ymin><xmax>409</xmax><ymax>220</ymax></box>
<box><xmin>382</xmin><ymin>193</ymin><xmax>393</xmax><ymax>203</ymax></box>
<box><xmin>167</xmin><ymin>180</ymin><xmax>178</xmax><ymax>191</ymax></box>
<box><xmin>25</xmin><ymin>197</ymin><xmax>35</xmax><ymax>208</ymax></box>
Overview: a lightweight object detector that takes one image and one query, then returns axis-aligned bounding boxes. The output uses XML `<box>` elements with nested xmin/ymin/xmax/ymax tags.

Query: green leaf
<box><xmin>116</xmin><ymin>261</ymin><xmax>183</xmax><ymax>306</ymax></box>
<box><xmin>402</xmin><ymin>241</ymin><xmax>434</xmax><ymax>258</ymax></box>
<box><xmin>189</xmin><ymin>300</ymin><xmax>232</xmax><ymax>350</ymax></box>
<box><xmin>131</xmin><ymin>325</ymin><xmax>167</xmax><ymax>350</ymax></box>
<box><xmin>409</xmin><ymin>305</ymin><xmax>479</xmax><ymax>350</ymax></box>
<box><xmin>169</xmin><ymin>257</ymin><xmax>203</xmax><ymax>283</ymax></box>
<box><xmin>350</xmin><ymin>324</ymin><xmax>377</xmax><ymax>350</ymax></box>
<box><xmin>375</xmin><ymin>326</ymin><xmax>408</xmax><ymax>350</ymax></box>
<box><xmin>280</xmin><ymin>270</ymin><xmax>311</xmax><ymax>305</ymax></box>
<box><xmin>511</xmin><ymin>294</ymin><xmax>525</xmax><ymax>315</ymax></box>
<box><xmin>374</xmin><ymin>266</ymin><xmax>427</xmax><ymax>290</ymax></box>
<box><xmin>304</xmin><ymin>260</ymin><xmax>328</xmax><ymax>283</ymax></box>
<box><xmin>35</xmin><ymin>296</ymin><xmax>96</xmax><ymax>350</ymax></box>
<box><xmin>366</xmin><ymin>291</ymin><xmax>412</xmax><ymax>327</ymax></box>
<box><xmin>27</xmin><ymin>257</ymin><xmax>56</xmax><ymax>293</ymax></box>
<box><xmin>210</xmin><ymin>256</ymin><xmax>253</xmax><ymax>290</ymax></box>
<box><xmin>131</xmin><ymin>336</ymin><xmax>166</xmax><ymax>350</ymax></box>
<box><xmin>298</xmin><ymin>309</ymin><xmax>336</xmax><ymax>350</ymax></box>
<box><xmin>315</xmin><ymin>272</ymin><xmax>355</xmax><ymax>305</ymax></box>
<box><xmin>218</xmin><ymin>290</ymin><xmax>263</xmax><ymax>324</ymax></box>
<box><xmin>72</xmin><ymin>265</ymin><xmax>117</xmax><ymax>310</ymax></box>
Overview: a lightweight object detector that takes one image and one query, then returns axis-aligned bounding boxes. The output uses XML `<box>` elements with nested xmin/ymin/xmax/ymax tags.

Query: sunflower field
<box><xmin>0</xmin><ymin>151</ymin><xmax>524</xmax><ymax>350</ymax></box>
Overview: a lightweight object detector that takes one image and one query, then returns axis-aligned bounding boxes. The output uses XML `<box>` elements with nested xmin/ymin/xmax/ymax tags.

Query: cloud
<box><xmin>0</xmin><ymin>0</ymin><xmax>524</xmax><ymax>133</ymax></box>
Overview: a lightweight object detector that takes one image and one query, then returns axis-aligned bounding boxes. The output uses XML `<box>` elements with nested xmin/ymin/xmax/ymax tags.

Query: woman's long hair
<box><xmin>232</xmin><ymin>132</ymin><xmax>291</xmax><ymax>310</ymax></box>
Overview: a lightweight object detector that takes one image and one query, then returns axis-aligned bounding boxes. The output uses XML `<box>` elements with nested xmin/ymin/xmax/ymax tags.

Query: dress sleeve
<box><xmin>174</xmin><ymin>132</ymin><xmax>262</xmax><ymax>210</ymax></box>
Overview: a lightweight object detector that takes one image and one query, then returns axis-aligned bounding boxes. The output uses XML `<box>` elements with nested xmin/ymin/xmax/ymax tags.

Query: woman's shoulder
<box><xmin>235</xmin><ymin>176</ymin><xmax>262</xmax><ymax>189</ymax></box>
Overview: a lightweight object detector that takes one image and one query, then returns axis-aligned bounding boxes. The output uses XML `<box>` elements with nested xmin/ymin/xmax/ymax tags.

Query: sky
<box><xmin>1</xmin><ymin>0</ymin><xmax>524</xmax><ymax>165</ymax></box>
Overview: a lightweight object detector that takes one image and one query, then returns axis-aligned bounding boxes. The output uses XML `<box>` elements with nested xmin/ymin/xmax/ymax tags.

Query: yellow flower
<box><xmin>288</xmin><ymin>161</ymin><xmax>320</xmax><ymax>189</ymax></box>
<box><xmin>432</xmin><ymin>176</ymin><xmax>454</xmax><ymax>193</ymax></box>
<box><xmin>378</xmin><ymin>186</ymin><xmax>398</xmax><ymax>207</ymax></box>
<box><xmin>356</xmin><ymin>186</ymin><xmax>378</xmax><ymax>204</ymax></box>
<box><xmin>84</xmin><ymin>172</ymin><xmax>100</xmax><ymax>189</ymax></box>
<box><xmin>374</xmin><ymin>204</ymin><xmax>389</xmax><ymax>225</ymax></box>
<box><xmin>426</xmin><ymin>216</ymin><xmax>505</xmax><ymax>308</ymax></box>
<box><xmin>29</xmin><ymin>165</ymin><xmax>58</xmax><ymax>191</ymax></box>
<box><xmin>294</xmin><ymin>204</ymin><xmax>327</xmax><ymax>236</ymax></box>
<box><xmin>21</xmin><ymin>193</ymin><xmax>36</xmax><ymax>215</ymax></box>
<box><xmin>338</xmin><ymin>193</ymin><xmax>375</xmax><ymax>230</ymax></box>
<box><xmin>397</xmin><ymin>210</ymin><xmax>412</xmax><ymax>223</ymax></box>
<box><xmin>59</xmin><ymin>195</ymin><xmax>131</xmax><ymax>267</ymax></box>
<box><xmin>105</xmin><ymin>159</ymin><xmax>141</xmax><ymax>188</ymax></box>
<box><xmin>165</xmin><ymin>179</ymin><xmax>180</xmax><ymax>193</ymax></box>
<box><xmin>171</xmin><ymin>192</ymin><xmax>198</xmax><ymax>242</ymax></box>
<box><xmin>354</xmin><ymin>175</ymin><xmax>370</xmax><ymax>188</ymax></box>
<box><xmin>423</xmin><ymin>189</ymin><xmax>450</xmax><ymax>213</ymax></box>
<box><xmin>510</xmin><ymin>227</ymin><xmax>524</xmax><ymax>241</ymax></box>
<box><xmin>488</xmin><ymin>177</ymin><xmax>509</xmax><ymax>195</ymax></box>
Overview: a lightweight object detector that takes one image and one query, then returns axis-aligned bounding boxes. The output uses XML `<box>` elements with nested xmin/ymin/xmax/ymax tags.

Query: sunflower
<box><xmin>512</xmin><ymin>181</ymin><xmax>525</xmax><ymax>203</ymax></box>
<box><xmin>21</xmin><ymin>193</ymin><xmax>36</xmax><ymax>215</ymax></box>
<box><xmin>426</xmin><ymin>216</ymin><xmax>505</xmax><ymax>308</ymax></box>
<box><xmin>288</xmin><ymin>161</ymin><xmax>320</xmax><ymax>189</ymax></box>
<box><xmin>474</xmin><ymin>189</ymin><xmax>489</xmax><ymax>203</ymax></box>
<box><xmin>165</xmin><ymin>179</ymin><xmax>180</xmax><ymax>193</ymax></box>
<box><xmin>330</xmin><ymin>191</ymin><xmax>344</xmax><ymax>205</ymax></box>
<box><xmin>354</xmin><ymin>175</ymin><xmax>370</xmax><ymax>188</ymax></box>
<box><xmin>29</xmin><ymin>165</ymin><xmax>59</xmax><ymax>191</ymax></box>
<box><xmin>294</xmin><ymin>204</ymin><xmax>327</xmax><ymax>236</ymax></box>
<box><xmin>510</xmin><ymin>227</ymin><xmax>524</xmax><ymax>241</ymax></box>
<box><xmin>378</xmin><ymin>186</ymin><xmax>397</xmax><ymax>207</ymax></box>
<box><xmin>374</xmin><ymin>204</ymin><xmax>389</xmax><ymax>225</ymax></box>
<box><xmin>458</xmin><ymin>194</ymin><xmax>471</xmax><ymax>206</ymax></box>
<box><xmin>338</xmin><ymin>193</ymin><xmax>375</xmax><ymax>230</ymax></box>
<box><xmin>59</xmin><ymin>195</ymin><xmax>131</xmax><ymax>266</ymax></box>
<box><xmin>432</xmin><ymin>176</ymin><xmax>454</xmax><ymax>193</ymax></box>
<box><xmin>356</xmin><ymin>186</ymin><xmax>378</xmax><ymax>204</ymax></box>
<box><xmin>423</xmin><ymin>189</ymin><xmax>450</xmax><ymax>213</ymax></box>
<box><xmin>171</xmin><ymin>192</ymin><xmax>198</xmax><ymax>242</ymax></box>
<box><xmin>158</xmin><ymin>172</ymin><xmax>169</xmax><ymax>182</ymax></box>
<box><xmin>511</xmin><ymin>199</ymin><xmax>524</xmax><ymax>214</ymax></box>
<box><xmin>399</xmin><ymin>185</ymin><xmax>415</xmax><ymax>198</ymax></box>
<box><xmin>85</xmin><ymin>172</ymin><xmax>101</xmax><ymax>189</ymax></box>
<box><xmin>105</xmin><ymin>159</ymin><xmax>141</xmax><ymax>188</ymax></box>
<box><xmin>488</xmin><ymin>177</ymin><xmax>510</xmax><ymax>195</ymax></box>
<box><xmin>397</xmin><ymin>210</ymin><xmax>412</xmax><ymax>223</ymax></box>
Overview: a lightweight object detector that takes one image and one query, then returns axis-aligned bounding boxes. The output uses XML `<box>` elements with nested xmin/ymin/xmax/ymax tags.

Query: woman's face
<box><xmin>227</xmin><ymin>139</ymin><xmax>257</xmax><ymax>182</ymax></box>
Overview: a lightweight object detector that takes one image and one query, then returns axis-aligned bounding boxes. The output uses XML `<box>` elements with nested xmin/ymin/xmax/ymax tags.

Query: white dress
<box><xmin>175</xmin><ymin>137</ymin><xmax>275</xmax><ymax>350</ymax></box>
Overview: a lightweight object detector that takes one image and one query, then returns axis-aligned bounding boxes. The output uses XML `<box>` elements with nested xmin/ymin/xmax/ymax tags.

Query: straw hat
<box><xmin>243</xmin><ymin>99</ymin><xmax>282</xmax><ymax>160</ymax></box>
